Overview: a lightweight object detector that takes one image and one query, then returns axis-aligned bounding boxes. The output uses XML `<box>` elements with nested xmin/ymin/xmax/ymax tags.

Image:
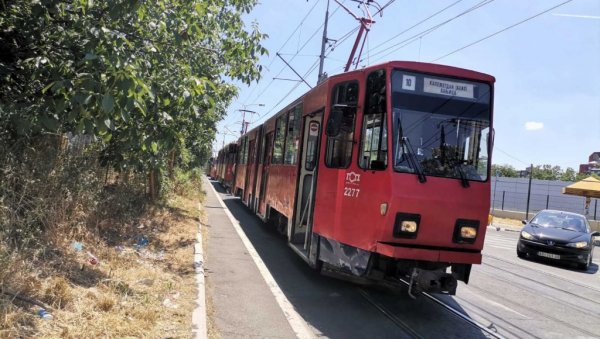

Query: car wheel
<box><xmin>517</xmin><ymin>249</ymin><xmax>526</xmax><ymax>258</ymax></box>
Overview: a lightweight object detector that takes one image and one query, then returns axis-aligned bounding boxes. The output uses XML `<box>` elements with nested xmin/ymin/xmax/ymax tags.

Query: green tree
<box><xmin>532</xmin><ymin>164</ymin><xmax>562</xmax><ymax>180</ymax></box>
<box><xmin>560</xmin><ymin>167</ymin><xmax>576</xmax><ymax>182</ymax></box>
<box><xmin>0</xmin><ymin>0</ymin><xmax>267</xmax><ymax>180</ymax></box>
<box><xmin>491</xmin><ymin>164</ymin><xmax>518</xmax><ymax>177</ymax></box>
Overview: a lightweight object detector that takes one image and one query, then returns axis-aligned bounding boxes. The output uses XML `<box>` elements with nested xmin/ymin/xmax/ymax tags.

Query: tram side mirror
<box><xmin>326</xmin><ymin>107</ymin><xmax>344</xmax><ymax>137</ymax></box>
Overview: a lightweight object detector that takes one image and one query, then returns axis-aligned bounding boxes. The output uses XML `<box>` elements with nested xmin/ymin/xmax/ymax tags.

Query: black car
<box><xmin>517</xmin><ymin>210</ymin><xmax>600</xmax><ymax>270</ymax></box>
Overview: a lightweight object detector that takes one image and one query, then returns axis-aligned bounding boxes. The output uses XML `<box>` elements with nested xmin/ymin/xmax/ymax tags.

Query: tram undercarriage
<box><xmin>317</xmin><ymin>235</ymin><xmax>473</xmax><ymax>297</ymax></box>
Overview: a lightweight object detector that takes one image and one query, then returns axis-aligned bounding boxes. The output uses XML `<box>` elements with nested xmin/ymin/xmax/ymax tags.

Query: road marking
<box><xmin>192</xmin><ymin>203</ymin><xmax>208</xmax><ymax>339</ymax></box>
<box><xmin>472</xmin><ymin>294</ymin><xmax>530</xmax><ymax>319</ymax></box>
<box><xmin>205</xmin><ymin>178</ymin><xmax>315</xmax><ymax>339</ymax></box>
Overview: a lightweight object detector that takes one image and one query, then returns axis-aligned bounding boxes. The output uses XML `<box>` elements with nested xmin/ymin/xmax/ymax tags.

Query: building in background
<box><xmin>579</xmin><ymin>152</ymin><xmax>600</xmax><ymax>175</ymax></box>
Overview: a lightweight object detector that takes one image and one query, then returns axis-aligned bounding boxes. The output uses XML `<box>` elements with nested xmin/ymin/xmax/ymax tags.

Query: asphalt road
<box><xmin>209</xmin><ymin>181</ymin><xmax>600</xmax><ymax>339</ymax></box>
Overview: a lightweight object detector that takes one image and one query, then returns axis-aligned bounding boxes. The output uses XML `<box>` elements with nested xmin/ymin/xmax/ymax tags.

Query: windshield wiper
<box><xmin>454</xmin><ymin>163</ymin><xmax>470</xmax><ymax>188</ymax></box>
<box><xmin>398</xmin><ymin>118</ymin><xmax>426</xmax><ymax>183</ymax></box>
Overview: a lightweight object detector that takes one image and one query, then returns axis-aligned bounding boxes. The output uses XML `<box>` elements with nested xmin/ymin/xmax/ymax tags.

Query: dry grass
<box><xmin>0</xmin><ymin>193</ymin><xmax>201</xmax><ymax>338</ymax></box>
<box><xmin>491</xmin><ymin>216</ymin><xmax>524</xmax><ymax>228</ymax></box>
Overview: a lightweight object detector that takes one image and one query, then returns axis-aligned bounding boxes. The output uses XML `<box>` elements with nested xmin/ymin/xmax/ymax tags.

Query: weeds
<box><xmin>0</xmin><ymin>137</ymin><xmax>202</xmax><ymax>338</ymax></box>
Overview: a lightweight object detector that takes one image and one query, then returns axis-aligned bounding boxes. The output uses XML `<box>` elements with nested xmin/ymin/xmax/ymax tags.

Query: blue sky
<box><xmin>216</xmin><ymin>0</ymin><xmax>600</xmax><ymax>171</ymax></box>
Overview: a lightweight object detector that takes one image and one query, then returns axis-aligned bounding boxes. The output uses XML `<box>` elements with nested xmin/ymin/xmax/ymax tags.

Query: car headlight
<box><xmin>566</xmin><ymin>241</ymin><xmax>588</xmax><ymax>249</ymax></box>
<box><xmin>521</xmin><ymin>231</ymin><xmax>534</xmax><ymax>240</ymax></box>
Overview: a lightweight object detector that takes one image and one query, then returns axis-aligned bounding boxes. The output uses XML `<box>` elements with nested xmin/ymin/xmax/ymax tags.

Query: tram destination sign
<box><xmin>423</xmin><ymin>77</ymin><xmax>474</xmax><ymax>99</ymax></box>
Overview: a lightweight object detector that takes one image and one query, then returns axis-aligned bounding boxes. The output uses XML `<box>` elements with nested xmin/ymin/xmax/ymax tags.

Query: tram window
<box><xmin>272</xmin><ymin>113</ymin><xmax>288</xmax><ymax>164</ymax></box>
<box><xmin>325</xmin><ymin>81</ymin><xmax>358</xmax><ymax>168</ymax></box>
<box><xmin>359</xmin><ymin>70</ymin><xmax>387</xmax><ymax>170</ymax></box>
<box><xmin>240</xmin><ymin>137</ymin><xmax>249</xmax><ymax>164</ymax></box>
<box><xmin>284</xmin><ymin>104</ymin><xmax>302</xmax><ymax>165</ymax></box>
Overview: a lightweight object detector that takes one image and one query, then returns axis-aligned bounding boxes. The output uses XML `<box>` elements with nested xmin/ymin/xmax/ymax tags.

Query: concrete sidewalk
<box><xmin>201</xmin><ymin>177</ymin><xmax>303</xmax><ymax>339</ymax></box>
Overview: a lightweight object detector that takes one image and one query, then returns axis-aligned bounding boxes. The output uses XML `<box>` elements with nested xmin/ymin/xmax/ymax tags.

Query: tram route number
<box><xmin>343</xmin><ymin>187</ymin><xmax>360</xmax><ymax>198</ymax></box>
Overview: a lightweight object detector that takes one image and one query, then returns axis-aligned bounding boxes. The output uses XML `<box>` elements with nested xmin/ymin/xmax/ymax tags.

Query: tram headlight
<box><xmin>453</xmin><ymin>219</ymin><xmax>479</xmax><ymax>244</ymax></box>
<box><xmin>460</xmin><ymin>226</ymin><xmax>477</xmax><ymax>239</ymax></box>
<box><xmin>400</xmin><ymin>221</ymin><xmax>418</xmax><ymax>233</ymax></box>
<box><xmin>393</xmin><ymin>213</ymin><xmax>421</xmax><ymax>239</ymax></box>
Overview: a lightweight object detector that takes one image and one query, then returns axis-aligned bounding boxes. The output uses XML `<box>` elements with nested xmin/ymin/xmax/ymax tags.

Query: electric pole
<box><xmin>317</xmin><ymin>0</ymin><xmax>330</xmax><ymax>83</ymax></box>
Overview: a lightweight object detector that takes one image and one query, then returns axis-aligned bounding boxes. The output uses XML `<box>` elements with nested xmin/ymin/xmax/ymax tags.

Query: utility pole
<box><xmin>526</xmin><ymin>164</ymin><xmax>533</xmax><ymax>220</ymax></box>
<box><xmin>238</xmin><ymin>103</ymin><xmax>264</xmax><ymax>136</ymax></box>
<box><xmin>317</xmin><ymin>0</ymin><xmax>330</xmax><ymax>83</ymax></box>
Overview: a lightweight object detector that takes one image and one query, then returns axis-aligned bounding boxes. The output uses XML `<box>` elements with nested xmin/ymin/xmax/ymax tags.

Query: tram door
<box><xmin>258</xmin><ymin>132</ymin><xmax>273</xmax><ymax>217</ymax></box>
<box><xmin>292</xmin><ymin>112</ymin><xmax>323</xmax><ymax>250</ymax></box>
<box><xmin>243</xmin><ymin>139</ymin><xmax>255</xmax><ymax>205</ymax></box>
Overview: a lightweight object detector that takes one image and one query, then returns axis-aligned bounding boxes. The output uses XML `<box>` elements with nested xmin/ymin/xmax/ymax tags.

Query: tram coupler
<box><xmin>407</xmin><ymin>268</ymin><xmax>458</xmax><ymax>299</ymax></box>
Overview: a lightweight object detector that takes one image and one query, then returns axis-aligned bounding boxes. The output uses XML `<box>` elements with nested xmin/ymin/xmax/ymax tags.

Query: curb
<box><xmin>487</xmin><ymin>225</ymin><xmax>520</xmax><ymax>233</ymax></box>
<box><xmin>192</xmin><ymin>203</ymin><xmax>207</xmax><ymax>339</ymax></box>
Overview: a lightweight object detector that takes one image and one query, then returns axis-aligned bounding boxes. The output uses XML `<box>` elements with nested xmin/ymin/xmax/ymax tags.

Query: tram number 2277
<box><xmin>343</xmin><ymin>187</ymin><xmax>360</xmax><ymax>198</ymax></box>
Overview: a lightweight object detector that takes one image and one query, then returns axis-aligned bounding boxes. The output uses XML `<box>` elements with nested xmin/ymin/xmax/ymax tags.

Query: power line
<box><xmin>365</xmin><ymin>0</ymin><xmax>495</xmax><ymax>64</ymax></box>
<box><xmin>495</xmin><ymin>147</ymin><xmax>529</xmax><ymax>166</ymax></box>
<box><xmin>432</xmin><ymin>0</ymin><xmax>574</xmax><ymax>62</ymax></box>
<box><xmin>368</xmin><ymin>0</ymin><xmax>465</xmax><ymax>54</ymax></box>
<box><xmin>238</xmin><ymin>0</ymin><xmax>320</xmax><ymax>107</ymax></box>
<box><xmin>247</xmin><ymin>1</ymin><xmax>347</xmax><ymax>106</ymax></box>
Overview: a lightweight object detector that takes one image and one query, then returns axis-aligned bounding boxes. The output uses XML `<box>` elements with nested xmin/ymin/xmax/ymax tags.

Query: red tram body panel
<box><xmin>213</xmin><ymin>61</ymin><xmax>495</xmax><ymax>295</ymax></box>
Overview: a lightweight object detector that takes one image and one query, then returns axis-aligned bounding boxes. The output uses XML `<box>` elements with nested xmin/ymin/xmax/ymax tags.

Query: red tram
<box><xmin>212</xmin><ymin>61</ymin><xmax>495</xmax><ymax>296</ymax></box>
<box><xmin>211</xmin><ymin>142</ymin><xmax>238</xmax><ymax>191</ymax></box>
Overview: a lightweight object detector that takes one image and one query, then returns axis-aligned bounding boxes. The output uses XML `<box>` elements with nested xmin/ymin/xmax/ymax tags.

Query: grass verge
<box><xmin>1</xmin><ymin>190</ymin><xmax>201</xmax><ymax>338</ymax></box>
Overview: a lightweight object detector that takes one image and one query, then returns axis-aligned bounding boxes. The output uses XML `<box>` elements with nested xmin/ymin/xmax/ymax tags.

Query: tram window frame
<box><xmin>325</xmin><ymin>81</ymin><xmax>359</xmax><ymax>169</ymax></box>
<box><xmin>272</xmin><ymin>113</ymin><xmax>288</xmax><ymax>164</ymax></box>
<box><xmin>359</xmin><ymin>69</ymin><xmax>388</xmax><ymax>170</ymax></box>
<box><xmin>284</xmin><ymin>104</ymin><xmax>302</xmax><ymax>165</ymax></box>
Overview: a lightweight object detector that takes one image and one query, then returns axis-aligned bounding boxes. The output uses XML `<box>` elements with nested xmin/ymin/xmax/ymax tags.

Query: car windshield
<box><xmin>531</xmin><ymin>211</ymin><xmax>587</xmax><ymax>233</ymax></box>
<box><xmin>391</xmin><ymin>70</ymin><xmax>492</xmax><ymax>182</ymax></box>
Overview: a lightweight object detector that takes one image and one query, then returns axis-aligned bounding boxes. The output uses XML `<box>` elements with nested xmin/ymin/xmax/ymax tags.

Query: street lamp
<box><xmin>238</xmin><ymin>103</ymin><xmax>265</xmax><ymax>135</ymax></box>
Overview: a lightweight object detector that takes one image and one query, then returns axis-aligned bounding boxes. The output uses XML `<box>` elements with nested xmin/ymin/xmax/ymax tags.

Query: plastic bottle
<box><xmin>38</xmin><ymin>309</ymin><xmax>53</xmax><ymax>320</ymax></box>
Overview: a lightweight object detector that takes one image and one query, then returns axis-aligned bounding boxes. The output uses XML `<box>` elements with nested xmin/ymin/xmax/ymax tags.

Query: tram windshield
<box><xmin>391</xmin><ymin>70</ymin><xmax>492</xmax><ymax>182</ymax></box>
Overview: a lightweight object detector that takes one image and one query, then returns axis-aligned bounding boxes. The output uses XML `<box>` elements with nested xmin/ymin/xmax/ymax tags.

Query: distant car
<box><xmin>517</xmin><ymin>210</ymin><xmax>600</xmax><ymax>270</ymax></box>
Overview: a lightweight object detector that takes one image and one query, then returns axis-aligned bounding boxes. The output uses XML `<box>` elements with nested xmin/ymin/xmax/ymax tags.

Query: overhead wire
<box><xmin>432</xmin><ymin>0</ymin><xmax>574</xmax><ymax>62</ymax></box>
<box><xmin>368</xmin><ymin>0</ymin><xmax>465</xmax><ymax>54</ymax></box>
<box><xmin>247</xmin><ymin>1</ymin><xmax>347</xmax><ymax>107</ymax></box>
<box><xmin>364</xmin><ymin>0</ymin><xmax>495</xmax><ymax>64</ymax></box>
<box><xmin>238</xmin><ymin>0</ymin><xmax>321</xmax><ymax>105</ymax></box>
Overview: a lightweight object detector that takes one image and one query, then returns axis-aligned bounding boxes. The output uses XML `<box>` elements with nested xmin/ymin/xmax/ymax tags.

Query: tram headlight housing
<box><xmin>453</xmin><ymin>219</ymin><xmax>480</xmax><ymax>244</ymax></box>
<box><xmin>393</xmin><ymin>213</ymin><xmax>421</xmax><ymax>239</ymax></box>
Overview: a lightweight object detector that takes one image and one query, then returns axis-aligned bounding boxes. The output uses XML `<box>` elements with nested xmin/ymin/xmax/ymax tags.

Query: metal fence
<box><xmin>490</xmin><ymin>177</ymin><xmax>599</xmax><ymax>220</ymax></box>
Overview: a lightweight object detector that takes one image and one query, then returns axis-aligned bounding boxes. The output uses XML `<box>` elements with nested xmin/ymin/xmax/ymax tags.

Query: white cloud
<box><xmin>525</xmin><ymin>121</ymin><xmax>544</xmax><ymax>130</ymax></box>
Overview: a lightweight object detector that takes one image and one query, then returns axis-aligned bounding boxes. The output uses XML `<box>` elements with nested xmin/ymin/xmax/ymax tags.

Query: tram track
<box><xmin>480</xmin><ymin>262</ymin><xmax>600</xmax><ymax>311</ymax></box>
<box><xmin>485</xmin><ymin>254</ymin><xmax>600</xmax><ymax>294</ymax></box>
<box><xmin>466</xmin><ymin>282</ymin><xmax>600</xmax><ymax>338</ymax></box>
<box><xmin>358</xmin><ymin>286</ymin><xmax>505</xmax><ymax>339</ymax></box>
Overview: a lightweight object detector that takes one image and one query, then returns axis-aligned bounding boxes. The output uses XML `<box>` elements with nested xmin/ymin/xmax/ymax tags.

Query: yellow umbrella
<box><xmin>562</xmin><ymin>176</ymin><xmax>600</xmax><ymax>215</ymax></box>
<box><xmin>562</xmin><ymin>176</ymin><xmax>600</xmax><ymax>199</ymax></box>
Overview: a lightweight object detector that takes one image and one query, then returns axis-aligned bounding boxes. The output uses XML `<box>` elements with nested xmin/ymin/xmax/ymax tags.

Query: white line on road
<box><xmin>205</xmin><ymin>178</ymin><xmax>315</xmax><ymax>339</ymax></box>
<box><xmin>193</xmin><ymin>203</ymin><xmax>208</xmax><ymax>339</ymax></box>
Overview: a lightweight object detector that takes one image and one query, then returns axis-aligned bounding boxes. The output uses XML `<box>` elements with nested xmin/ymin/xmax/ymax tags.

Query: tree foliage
<box><xmin>1</xmin><ymin>0</ymin><xmax>267</xmax><ymax>171</ymax></box>
<box><xmin>491</xmin><ymin>164</ymin><xmax>518</xmax><ymax>178</ymax></box>
<box><xmin>493</xmin><ymin>163</ymin><xmax>597</xmax><ymax>182</ymax></box>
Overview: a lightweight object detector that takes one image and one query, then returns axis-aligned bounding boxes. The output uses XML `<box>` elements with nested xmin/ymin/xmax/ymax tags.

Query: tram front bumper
<box><xmin>376</xmin><ymin>242</ymin><xmax>482</xmax><ymax>264</ymax></box>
